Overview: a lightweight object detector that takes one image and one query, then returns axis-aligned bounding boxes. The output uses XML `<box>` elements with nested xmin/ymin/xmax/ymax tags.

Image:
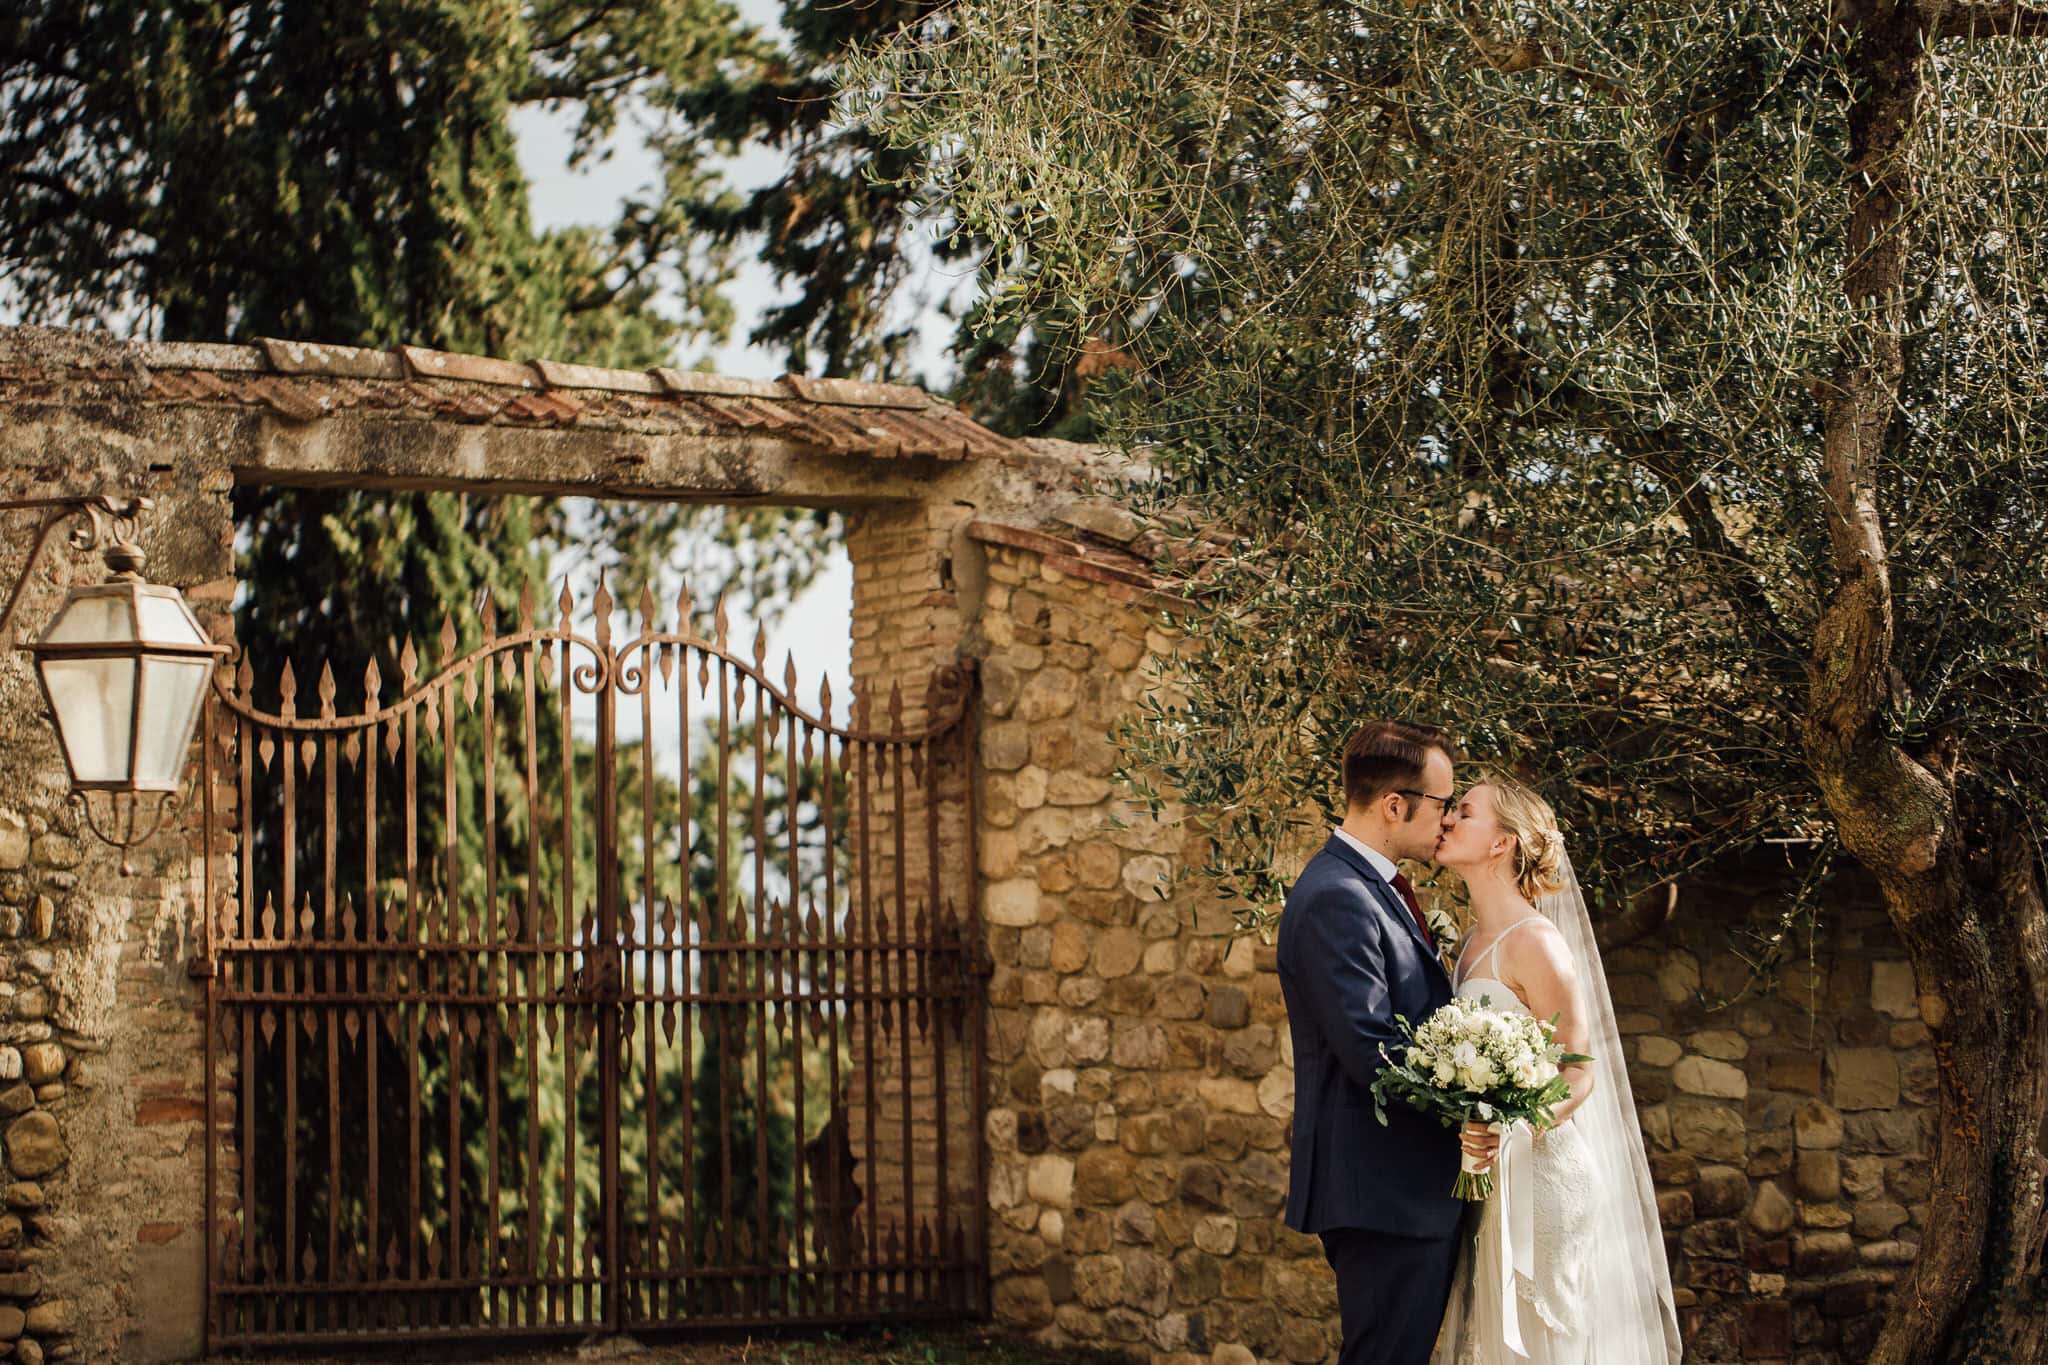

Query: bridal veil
<box><xmin>1541</xmin><ymin>847</ymin><xmax>1684</xmax><ymax>1362</ymax></box>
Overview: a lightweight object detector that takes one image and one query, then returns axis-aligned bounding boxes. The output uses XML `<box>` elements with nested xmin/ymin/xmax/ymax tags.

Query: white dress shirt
<box><xmin>1331</xmin><ymin>825</ymin><xmax>1400</xmax><ymax>885</ymax></box>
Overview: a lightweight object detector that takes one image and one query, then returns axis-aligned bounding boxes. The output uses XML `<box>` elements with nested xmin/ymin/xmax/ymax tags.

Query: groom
<box><xmin>1277</xmin><ymin>719</ymin><xmax>1496</xmax><ymax>1364</ymax></box>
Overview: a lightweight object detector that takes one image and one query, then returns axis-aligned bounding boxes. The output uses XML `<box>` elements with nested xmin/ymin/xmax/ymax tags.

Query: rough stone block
<box><xmin>1796</xmin><ymin>1150</ymin><xmax>1841</xmax><ymax>1201</ymax></box>
<box><xmin>985</xmin><ymin>878</ymin><xmax>1041</xmax><ymax>928</ymax></box>
<box><xmin>1687</xmin><ymin>1030</ymin><xmax>1748</xmax><ymax>1061</ymax></box>
<box><xmin>1748</xmin><ymin>1181</ymin><xmax>1794</xmax><ymax>1235</ymax></box>
<box><xmin>3</xmin><ymin>1113</ymin><xmax>60</xmax><ymax>1179</ymax></box>
<box><xmin>1765</xmin><ymin>1052</ymin><xmax>1822</xmax><ymax>1094</ymax></box>
<box><xmin>1027</xmin><ymin>1155</ymin><xmax>1075</xmax><ymax>1209</ymax></box>
<box><xmin>1695</xmin><ymin>1165</ymin><xmax>1750</xmax><ymax>1218</ymax></box>
<box><xmin>1674</xmin><ymin>1056</ymin><xmax>1748</xmax><ymax>1100</ymax></box>
<box><xmin>16</xmin><ymin>1046</ymin><xmax>59</xmax><ymax>1086</ymax></box>
<box><xmin>1794</xmin><ymin>1231</ymin><xmax>1856</xmax><ymax>1275</ymax></box>
<box><xmin>1671</xmin><ymin>1101</ymin><xmax>1746</xmax><ymax>1161</ymax></box>
<box><xmin>0</xmin><ymin>814</ymin><xmax>25</xmax><ymax>872</ymax></box>
<box><xmin>1829</xmin><ymin>1048</ymin><xmax>1899</xmax><ymax>1111</ymax></box>
<box><xmin>1637</xmin><ymin>1036</ymin><xmax>1681</xmax><ymax>1067</ymax></box>
<box><xmin>1794</xmin><ymin>1103</ymin><xmax>1843</xmax><ymax>1150</ymax></box>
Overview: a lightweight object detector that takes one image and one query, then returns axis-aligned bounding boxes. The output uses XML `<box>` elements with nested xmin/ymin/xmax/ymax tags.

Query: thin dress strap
<box><xmin>1454</xmin><ymin>913</ymin><xmax>1544</xmax><ymax>990</ymax></box>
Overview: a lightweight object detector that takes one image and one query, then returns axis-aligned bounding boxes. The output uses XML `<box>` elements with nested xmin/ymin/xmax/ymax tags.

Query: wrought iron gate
<box><xmin>198</xmin><ymin>579</ymin><xmax>988</xmax><ymax>1348</ymax></box>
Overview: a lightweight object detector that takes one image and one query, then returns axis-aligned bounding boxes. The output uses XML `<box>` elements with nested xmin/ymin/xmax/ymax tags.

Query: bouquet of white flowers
<box><xmin>1372</xmin><ymin>996</ymin><xmax>1591</xmax><ymax>1199</ymax></box>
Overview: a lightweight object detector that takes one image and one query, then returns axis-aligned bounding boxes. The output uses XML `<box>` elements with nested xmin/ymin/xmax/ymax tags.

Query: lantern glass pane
<box><xmin>135</xmin><ymin>657</ymin><xmax>211</xmax><ymax>788</ymax></box>
<box><xmin>134</xmin><ymin>592</ymin><xmax>205</xmax><ymax>646</ymax></box>
<box><xmin>40</xmin><ymin>594</ymin><xmax>136</xmax><ymax>645</ymax></box>
<box><xmin>40</xmin><ymin>656</ymin><xmax>136</xmax><ymax>783</ymax></box>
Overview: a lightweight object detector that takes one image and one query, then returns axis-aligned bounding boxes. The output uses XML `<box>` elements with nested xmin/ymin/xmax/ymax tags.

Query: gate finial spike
<box><xmin>278</xmin><ymin>658</ymin><xmax>297</xmax><ymax>716</ymax></box>
<box><xmin>479</xmin><ymin>593</ymin><xmax>496</xmax><ymax>642</ymax></box>
<box><xmin>819</xmin><ymin>672</ymin><xmax>832</xmax><ymax>714</ymax></box>
<box><xmin>676</xmin><ymin>581</ymin><xmax>694</xmax><ymax>633</ymax></box>
<box><xmin>752</xmin><ymin>621</ymin><xmax>768</xmax><ymax>668</ymax></box>
<box><xmin>639</xmin><ymin>581</ymin><xmax>657</xmax><ymax>632</ymax></box>
<box><xmin>558</xmin><ymin>577</ymin><xmax>576</xmax><ymax>626</ymax></box>
<box><xmin>713</xmin><ymin>590</ymin><xmax>730</xmax><ymax>650</ymax></box>
<box><xmin>784</xmin><ymin>650</ymin><xmax>798</xmax><ymax>694</ymax></box>
<box><xmin>317</xmin><ymin>659</ymin><xmax>336</xmax><ymax>716</ymax></box>
<box><xmin>593</xmin><ymin>569</ymin><xmax>613</xmax><ymax>648</ymax></box>
<box><xmin>439</xmin><ymin>610</ymin><xmax>457</xmax><ymax>666</ymax></box>
<box><xmin>363</xmin><ymin>655</ymin><xmax>382</xmax><ymax>706</ymax></box>
<box><xmin>399</xmin><ymin>636</ymin><xmax>418</xmax><ymax>690</ymax></box>
<box><xmin>518</xmin><ymin>578</ymin><xmax>537</xmax><ymax>630</ymax></box>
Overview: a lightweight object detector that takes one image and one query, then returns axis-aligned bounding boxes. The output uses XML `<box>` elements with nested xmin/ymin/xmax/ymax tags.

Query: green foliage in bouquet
<box><xmin>1372</xmin><ymin>998</ymin><xmax>1591</xmax><ymax>1199</ymax></box>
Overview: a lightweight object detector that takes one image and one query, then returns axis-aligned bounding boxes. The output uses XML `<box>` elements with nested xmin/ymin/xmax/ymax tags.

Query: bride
<box><xmin>1428</xmin><ymin>774</ymin><xmax>1683</xmax><ymax>1364</ymax></box>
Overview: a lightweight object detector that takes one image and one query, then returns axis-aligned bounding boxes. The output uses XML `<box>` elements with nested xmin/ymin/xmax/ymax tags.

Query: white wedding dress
<box><xmin>1437</xmin><ymin>919</ymin><xmax>1597</xmax><ymax>1365</ymax></box>
<box><xmin>1430</xmin><ymin>855</ymin><xmax>1684</xmax><ymax>1364</ymax></box>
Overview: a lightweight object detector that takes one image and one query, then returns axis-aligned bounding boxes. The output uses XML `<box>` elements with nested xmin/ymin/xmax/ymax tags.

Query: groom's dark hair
<box><xmin>1342</xmin><ymin>719</ymin><xmax>1453</xmax><ymax>817</ymax></box>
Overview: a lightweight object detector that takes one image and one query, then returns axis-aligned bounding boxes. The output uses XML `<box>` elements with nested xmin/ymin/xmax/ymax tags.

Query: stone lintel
<box><xmin>240</xmin><ymin>413</ymin><xmax>952</xmax><ymax>506</ymax></box>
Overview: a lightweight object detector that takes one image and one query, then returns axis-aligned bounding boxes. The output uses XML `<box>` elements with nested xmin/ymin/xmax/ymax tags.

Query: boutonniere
<box><xmin>1425</xmin><ymin>906</ymin><xmax>1461</xmax><ymax>970</ymax></box>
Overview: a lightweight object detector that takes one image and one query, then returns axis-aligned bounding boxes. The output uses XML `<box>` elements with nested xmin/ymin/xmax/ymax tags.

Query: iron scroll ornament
<box><xmin>205</xmin><ymin>578</ymin><xmax>978</xmax><ymax>745</ymax></box>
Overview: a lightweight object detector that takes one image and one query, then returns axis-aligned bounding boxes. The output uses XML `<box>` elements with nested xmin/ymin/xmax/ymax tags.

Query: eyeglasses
<box><xmin>1397</xmin><ymin>789</ymin><xmax>1456</xmax><ymax>815</ymax></box>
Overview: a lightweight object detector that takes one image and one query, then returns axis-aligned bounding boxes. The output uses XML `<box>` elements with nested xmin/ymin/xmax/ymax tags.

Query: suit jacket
<box><xmin>1277</xmin><ymin>833</ymin><xmax>1462</xmax><ymax>1238</ymax></box>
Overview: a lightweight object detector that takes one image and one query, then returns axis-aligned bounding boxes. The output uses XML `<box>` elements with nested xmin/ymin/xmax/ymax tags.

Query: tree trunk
<box><xmin>1806</xmin><ymin>10</ymin><xmax>2048</xmax><ymax>1361</ymax></box>
<box><xmin>1856</xmin><ymin>814</ymin><xmax>2048</xmax><ymax>1363</ymax></box>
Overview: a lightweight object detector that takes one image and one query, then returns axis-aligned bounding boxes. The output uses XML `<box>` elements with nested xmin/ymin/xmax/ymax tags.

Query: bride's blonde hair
<box><xmin>1481</xmin><ymin>773</ymin><xmax>1567</xmax><ymax>901</ymax></box>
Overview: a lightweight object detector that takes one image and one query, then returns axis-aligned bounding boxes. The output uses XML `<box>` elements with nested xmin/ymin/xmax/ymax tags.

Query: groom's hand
<box><xmin>1460</xmin><ymin>1121</ymin><xmax>1502</xmax><ymax>1173</ymax></box>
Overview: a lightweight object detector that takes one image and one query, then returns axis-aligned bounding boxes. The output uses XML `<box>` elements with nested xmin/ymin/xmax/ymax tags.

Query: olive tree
<box><xmin>846</xmin><ymin>2</ymin><xmax>2048</xmax><ymax>1358</ymax></box>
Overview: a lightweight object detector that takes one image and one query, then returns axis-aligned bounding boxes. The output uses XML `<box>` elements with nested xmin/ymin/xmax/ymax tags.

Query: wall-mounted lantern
<box><xmin>4</xmin><ymin>495</ymin><xmax>226</xmax><ymax>869</ymax></box>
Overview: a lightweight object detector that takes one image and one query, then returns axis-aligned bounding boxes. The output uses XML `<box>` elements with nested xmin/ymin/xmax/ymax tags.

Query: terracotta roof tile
<box><xmin>0</xmin><ymin>327</ymin><xmax>1021</xmax><ymax>465</ymax></box>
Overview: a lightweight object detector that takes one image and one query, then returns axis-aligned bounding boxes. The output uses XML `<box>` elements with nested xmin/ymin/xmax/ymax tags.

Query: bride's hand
<box><xmin>1460</xmin><ymin>1121</ymin><xmax>1501</xmax><ymax>1172</ymax></box>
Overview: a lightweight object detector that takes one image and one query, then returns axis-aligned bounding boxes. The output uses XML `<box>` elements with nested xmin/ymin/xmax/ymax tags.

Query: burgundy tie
<box><xmin>1391</xmin><ymin>871</ymin><xmax>1430</xmax><ymax>938</ymax></box>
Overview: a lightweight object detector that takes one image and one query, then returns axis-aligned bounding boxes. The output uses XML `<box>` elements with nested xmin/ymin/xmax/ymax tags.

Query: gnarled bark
<box><xmin>1806</xmin><ymin>10</ymin><xmax>2048</xmax><ymax>1360</ymax></box>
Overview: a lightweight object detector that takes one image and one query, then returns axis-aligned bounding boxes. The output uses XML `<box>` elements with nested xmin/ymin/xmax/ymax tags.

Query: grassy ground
<box><xmin>202</xmin><ymin>1323</ymin><xmax>1141</xmax><ymax>1364</ymax></box>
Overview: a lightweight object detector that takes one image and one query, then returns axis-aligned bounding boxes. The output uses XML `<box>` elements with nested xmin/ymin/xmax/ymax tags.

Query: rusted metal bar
<box><xmin>750</xmin><ymin>655</ymin><xmax>770</xmax><ymax>1316</ymax></box>
<box><xmin>201</xmin><ymin>688</ymin><xmax>220</xmax><ymax>1346</ymax></box>
<box><xmin>480</xmin><ymin>600</ymin><xmax>502</xmax><ymax>1319</ymax></box>
<box><xmin>923</xmin><ymin>726</ymin><xmax>949</xmax><ymax>1310</ymax></box>
<box><xmin>593</xmin><ymin>579</ymin><xmax>621</xmax><ymax>1334</ymax></box>
<box><xmin>819</xmin><ymin>683</ymin><xmax>843</xmax><ymax>1317</ymax></box>
<box><xmin>853</xmin><ymin>695</ymin><xmax>878</xmax><ymax>1314</ymax></box>
<box><xmin>555</xmin><ymin>590</ymin><xmax>579</xmax><ymax>1326</ymax></box>
<box><xmin>785</xmin><ymin>659</ymin><xmax>807</xmax><ymax>1318</ymax></box>
<box><xmin>713</xmin><ymin>614</ymin><xmax>734</xmax><ymax>1313</ymax></box>
<box><xmin>636</xmin><ymin>595</ymin><xmax>659</xmax><ymax>1330</ymax></box>
<box><xmin>890</xmin><ymin>686</ymin><xmax>913</xmax><ymax>1312</ymax></box>
<box><xmin>280</xmin><ymin>661</ymin><xmax>299</xmax><ymax>1308</ymax></box>
<box><xmin>676</xmin><ymin>589</ymin><xmax>696</xmax><ymax>1318</ymax></box>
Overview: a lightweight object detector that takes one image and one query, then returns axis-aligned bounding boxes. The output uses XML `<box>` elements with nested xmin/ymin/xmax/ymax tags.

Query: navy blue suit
<box><xmin>1277</xmin><ymin>833</ymin><xmax>1463</xmax><ymax>1363</ymax></box>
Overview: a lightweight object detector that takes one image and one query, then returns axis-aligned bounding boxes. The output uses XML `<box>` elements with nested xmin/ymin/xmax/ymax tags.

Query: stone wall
<box><xmin>1612</xmin><ymin>882</ymin><xmax>1931</xmax><ymax>1362</ymax></box>
<box><xmin>0</xmin><ymin>388</ymin><xmax>236</xmax><ymax>1364</ymax></box>
<box><xmin>960</xmin><ymin>516</ymin><xmax>1932</xmax><ymax>1365</ymax></box>
<box><xmin>965</xmin><ymin>528</ymin><xmax>1332</xmax><ymax>1364</ymax></box>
